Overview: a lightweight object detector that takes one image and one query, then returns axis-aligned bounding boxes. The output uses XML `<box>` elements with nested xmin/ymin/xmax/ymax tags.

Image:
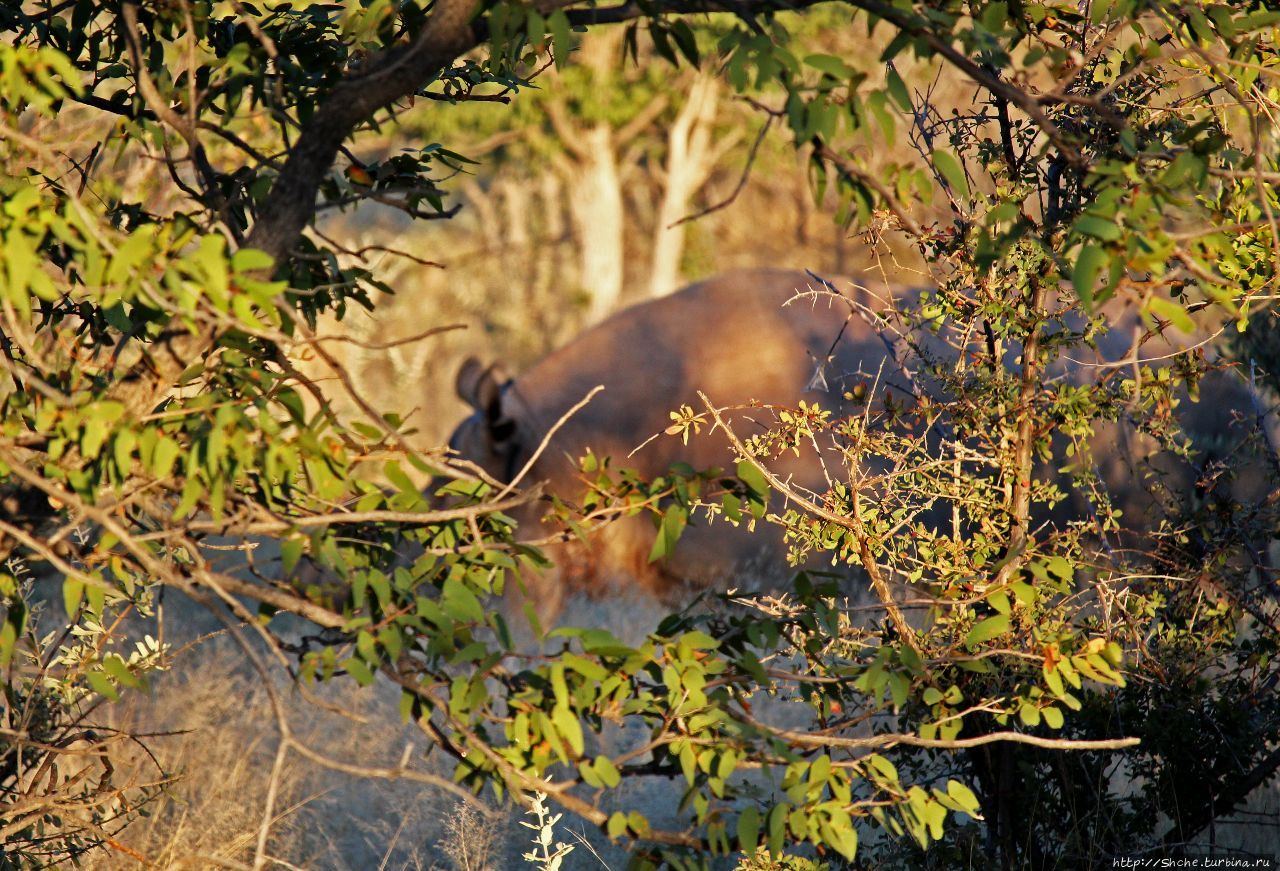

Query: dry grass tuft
<box><xmin>91</xmin><ymin>648</ymin><xmax>318</xmax><ymax>869</ymax></box>
<box><xmin>436</xmin><ymin>801</ymin><xmax>502</xmax><ymax>871</ymax></box>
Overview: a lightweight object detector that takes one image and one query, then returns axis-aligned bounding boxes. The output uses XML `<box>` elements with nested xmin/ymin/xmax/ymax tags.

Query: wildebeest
<box><xmin>447</xmin><ymin>268</ymin><xmax>1274</xmax><ymax>616</ymax></box>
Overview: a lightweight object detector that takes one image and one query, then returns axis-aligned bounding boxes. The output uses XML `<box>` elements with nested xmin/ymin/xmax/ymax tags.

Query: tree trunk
<box><xmin>544</xmin><ymin>32</ymin><xmax>629</xmax><ymax>325</ymax></box>
<box><xmin>649</xmin><ymin>73</ymin><xmax>722</xmax><ymax>298</ymax></box>
<box><xmin>531</xmin><ymin>172</ymin><xmax>569</xmax><ymax>346</ymax></box>
<box><xmin>564</xmin><ymin>123</ymin><xmax>625</xmax><ymax>323</ymax></box>
<box><xmin>499</xmin><ymin>175</ymin><xmax>530</xmax><ymax>252</ymax></box>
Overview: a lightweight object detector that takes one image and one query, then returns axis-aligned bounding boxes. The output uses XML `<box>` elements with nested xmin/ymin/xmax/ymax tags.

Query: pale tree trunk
<box><xmin>463</xmin><ymin>177</ymin><xmax>522</xmax><ymax>313</ymax></box>
<box><xmin>532</xmin><ymin>171</ymin><xmax>563</xmax><ymax>307</ymax></box>
<box><xmin>543</xmin><ymin>29</ymin><xmax>678</xmax><ymax>324</ymax></box>
<box><xmin>461</xmin><ymin>178</ymin><xmax>501</xmax><ymax>244</ymax></box>
<box><xmin>649</xmin><ymin>73</ymin><xmax>730</xmax><ymax>298</ymax></box>
<box><xmin>499</xmin><ymin>175</ymin><xmax>530</xmax><ymax>252</ymax></box>
<box><xmin>560</xmin><ymin>123</ymin><xmax>625</xmax><ymax>323</ymax></box>
<box><xmin>545</xmin><ymin>31</ymin><xmax>630</xmax><ymax>324</ymax></box>
<box><xmin>531</xmin><ymin>172</ymin><xmax>571</xmax><ymax>344</ymax></box>
<box><xmin>538</xmin><ymin>171</ymin><xmax>567</xmax><ymax>305</ymax></box>
<box><xmin>539</xmin><ymin>171</ymin><xmax>566</xmax><ymax>250</ymax></box>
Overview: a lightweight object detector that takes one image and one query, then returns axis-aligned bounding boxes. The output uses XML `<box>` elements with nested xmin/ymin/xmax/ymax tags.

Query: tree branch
<box><xmin>1161</xmin><ymin>744</ymin><xmax>1280</xmax><ymax>848</ymax></box>
<box><xmin>741</xmin><ymin>713</ymin><xmax>1142</xmax><ymax>752</ymax></box>
<box><xmin>245</xmin><ymin>0</ymin><xmax>482</xmax><ymax>262</ymax></box>
<box><xmin>696</xmin><ymin>390</ymin><xmax>926</xmax><ymax>658</ymax></box>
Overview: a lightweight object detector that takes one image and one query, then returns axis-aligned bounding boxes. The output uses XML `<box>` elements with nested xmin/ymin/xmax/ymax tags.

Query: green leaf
<box><xmin>1044</xmin><ymin>666</ymin><xmax>1066</xmax><ymax>698</ymax></box>
<box><xmin>945</xmin><ymin>779</ymin><xmax>981</xmax><ymax>817</ymax></box>
<box><xmin>932</xmin><ymin>149</ymin><xmax>970</xmax><ymax>200</ymax></box>
<box><xmin>806</xmin><ymin>53</ymin><xmax>853</xmax><ymax>78</ymax></box>
<box><xmin>86</xmin><ymin>581</ymin><xmax>105</xmax><ymax>617</ymax></box>
<box><xmin>1147</xmin><ymin>295</ymin><xmax>1196</xmax><ymax>334</ymax></box>
<box><xmin>0</xmin><ymin>619</ymin><xmax>16</xmax><ymax>668</ymax></box>
<box><xmin>152</xmin><ymin>436</ymin><xmax>180</xmax><ymax>479</ymax></box>
<box><xmin>1046</xmin><ymin>557</ymin><xmax>1073</xmax><ymax>582</ymax></box>
<box><xmin>887</xmin><ymin>671</ymin><xmax>910</xmax><ymax>709</ymax></box>
<box><xmin>737</xmin><ymin>805</ymin><xmax>761</xmax><ymax>852</ymax></box>
<box><xmin>344</xmin><ymin>657</ymin><xmax>375</xmax><ymax>686</ymax></box>
<box><xmin>1161</xmin><ymin>150</ymin><xmax>1207</xmax><ymax>187</ymax></box>
<box><xmin>823</xmin><ymin>812</ymin><xmax>858</xmax><ymax>860</ymax></box>
<box><xmin>679</xmin><ymin>630</ymin><xmax>719</xmax><ymax>650</ymax></box>
<box><xmin>594</xmin><ymin>755</ymin><xmax>621</xmax><ymax>788</ymax></box>
<box><xmin>281</xmin><ymin>538</ymin><xmax>304</xmax><ymax>578</ymax></box>
<box><xmin>63</xmin><ymin>578</ymin><xmax>85</xmax><ymax>617</ymax></box>
<box><xmin>736</xmin><ymin>460</ymin><xmax>770</xmax><ymax>498</ymax></box>
<box><xmin>86</xmin><ymin>670</ymin><xmax>119</xmax><ymax>701</ymax></box>
<box><xmin>369</xmin><ymin>571</ymin><xmax>391</xmax><ymax>608</ymax></box>
<box><xmin>1042</xmin><ymin>706</ymin><xmax>1065</xmax><ymax>729</ymax></box>
<box><xmin>80</xmin><ymin>417</ymin><xmax>107</xmax><ymax>459</ymax></box>
<box><xmin>1072</xmin><ymin>244</ymin><xmax>1108</xmax><ymax>306</ymax></box>
<box><xmin>866</xmin><ymin>90</ymin><xmax>896</xmax><ymax>140</ymax></box>
<box><xmin>648</xmin><ymin>503</ymin><xmax>688</xmax><ymax>562</ymax></box>
<box><xmin>579</xmin><ymin>759</ymin><xmax>603</xmax><ymax>788</ymax></box>
<box><xmin>767</xmin><ymin>803</ymin><xmax>788</xmax><ymax>856</ymax></box>
<box><xmin>112</xmin><ymin>429</ymin><xmax>136</xmax><ymax>473</ymax></box>
<box><xmin>965</xmin><ymin>614</ymin><xmax>1011</xmax><ymax>647</ymax></box>
<box><xmin>1009</xmin><ymin>580</ymin><xmax>1037</xmax><ymax>605</ymax></box>
<box><xmin>173</xmin><ymin>476</ymin><xmax>203</xmax><ymax>520</ymax></box>
<box><xmin>886</xmin><ymin>67</ymin><xmax>912</xmax><ymax>111</ymax></box>
<box><xmin>670</xmin><ymin>20</ymin><xmax>699</xmax><ymax>66</ymax></box>
<box><xmin>551</xmin><ymin>705</ymin><xmax>584</xmax><ymax>757</ymax></box>
<box><xmin>680</xmin><ymin>742</ymin><xmax>697</xmax><ymax>784</ymax></box>
<box><xmin>626</xmin><ymin>811</ymin><xmax>649</xmax><ymax>836</ymax></box>
<box><xmin>440</xmin><ymin>577</ymin><xmax>484</xmax><ymax>624</ymax></box>
<box><xmin>1074</xmin><ymin>214</ymin><xmax>1121</xmax><ymax>241</ymax></box>
<box><xmin>102</xmin><ymin>654</ymin><xmax>140</xmax><ymax>688</ymax></box>
<box><xmin>231</xmin><ymin>247</ymin><xmax>274</xmax><ymax>273</ymax></box>
<box><xmin>563</xmin><ymin>652</ymin><xmax>607</xmax><ymax>681</ymax></box>
<box><xmin>548</xmin><ymin>10</ymin><xmax>573</xmax><ymax>67</ymax></box>
<box><xmin>383</xmin><ymin>460</ymin><xmax>418</xmax><ymax>497</ymax></box>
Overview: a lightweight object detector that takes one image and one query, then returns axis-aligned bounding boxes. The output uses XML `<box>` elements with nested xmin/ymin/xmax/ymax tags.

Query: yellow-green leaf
<box><xmin>965</xmin><ymin>614</ymin><xmax>1011</xmax><ymax>647</ymax></box>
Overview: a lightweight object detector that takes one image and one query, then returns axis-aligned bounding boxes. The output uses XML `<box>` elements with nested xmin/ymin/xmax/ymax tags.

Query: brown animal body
<box><xmin>448</xmin><ymin>269</ymin><xmax>910</xmax><ymax>611</ymax></box>
<box><xmin>448</xmin><ymin>269</ymin><xmax>1274</xmax><ymax>616</ymax></box>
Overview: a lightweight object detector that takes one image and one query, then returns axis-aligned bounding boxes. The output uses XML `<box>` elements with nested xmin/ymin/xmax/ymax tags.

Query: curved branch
<box><xmin>246</xmin><ymin>0</ymin><xmax>482</xmax><ymax>262</ymax></box>
<box><xmin>742</xmin><ymin>713</ymin><xmax>1142</xmax><ymax>752</ymax></box>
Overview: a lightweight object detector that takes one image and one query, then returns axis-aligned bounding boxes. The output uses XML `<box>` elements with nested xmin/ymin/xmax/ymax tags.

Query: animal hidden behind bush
<box><xmin>443</xmin><ymin>267</ymin><xmax>1276</xmax><ymax>624</ymax></box>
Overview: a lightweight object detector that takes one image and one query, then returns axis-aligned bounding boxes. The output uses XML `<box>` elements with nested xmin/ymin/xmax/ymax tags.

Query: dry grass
<box><xmin>72</xmin><ymin>594</ymin><xmax>707</xmax><ymax>870</ymax></box>
<box><xmin>83</xmin><ymin>632</ymin><xmax>528</xmax><ymax>871</ymax></box>
<box><xmin>90</xmin><ymin>648</ymin><xmax>318</xmax><ymax>869</ymax></box>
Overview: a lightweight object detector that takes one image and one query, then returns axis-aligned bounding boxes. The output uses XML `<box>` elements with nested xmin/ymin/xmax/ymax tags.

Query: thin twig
<box><xmin>494</xmin><ymin>385</ymin><xmax>606</xmax><ymax>500</ymax></box>
<box><xmin>668</xmin><ymin>114</ymin><xmax>772</xmax><ymax>229</ymax></box>
<box><xmin>695</xmin><ymin>390</ymin><xmax>924</xmax><ymax>657</ymax></box>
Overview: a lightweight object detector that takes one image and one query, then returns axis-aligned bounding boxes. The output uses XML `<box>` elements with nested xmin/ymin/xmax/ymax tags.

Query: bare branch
<box><xmin>814</xmin><ymin>141</ymin><xmax>926</xmax><ymax>239</ymax></box>
<box><xmin>739</xmin><ymin>711</ymin><xmax>1141</xmax><ymax>751</ymax></box>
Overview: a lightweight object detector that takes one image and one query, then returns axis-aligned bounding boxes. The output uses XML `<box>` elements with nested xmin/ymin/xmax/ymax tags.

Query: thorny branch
<box><xmin>695</xmin><ymin>390</ymin><xmax>925</xmax><ymax>658</ymax></box>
